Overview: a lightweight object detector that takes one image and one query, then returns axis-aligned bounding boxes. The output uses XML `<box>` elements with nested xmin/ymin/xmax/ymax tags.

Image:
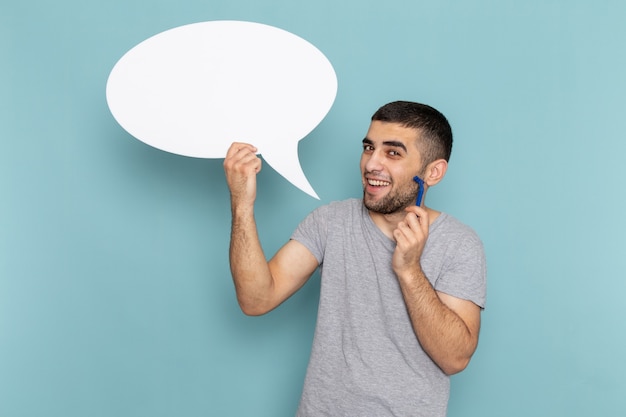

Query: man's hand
<box><xmin>223</xmin><ymin>142</ymin><xmax>262</xmax><ymax>208</ymax></box>
<box><xmin>392</xmin><ymin>206</ymin><xmax>429</xmax><ymax>276</ymax></box>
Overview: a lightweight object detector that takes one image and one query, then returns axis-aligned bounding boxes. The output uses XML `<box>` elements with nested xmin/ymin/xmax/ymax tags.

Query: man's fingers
<box><xmin>225</xmin><ymin>143</ymin><xmax>261</xmax><ymax>174</ymax></box>
<box><xmin>404</xmin><ymin>207</ymin><xmax>429</xmax><ymax>234</ymax></box>
<box><xmin>226</xmin><ymin>142</ymin><xmax>258</xmax><ymax>158</ymax></box>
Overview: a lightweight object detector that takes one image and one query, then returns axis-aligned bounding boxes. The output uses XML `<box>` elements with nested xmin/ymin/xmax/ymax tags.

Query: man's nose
<box><xmin>364</xmin><ymin>150</ymin><xmax>384</xmax><ymax>172</ymax></box>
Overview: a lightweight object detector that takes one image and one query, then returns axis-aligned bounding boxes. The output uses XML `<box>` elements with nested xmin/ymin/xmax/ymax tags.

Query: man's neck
<box><xmin>368</xmin><ymin>206</ymin><xmax>441</xmax><ymax>240</ymax></box>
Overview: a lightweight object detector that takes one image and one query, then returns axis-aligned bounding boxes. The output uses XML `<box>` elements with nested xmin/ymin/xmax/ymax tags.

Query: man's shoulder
<box><xmin>434</xmin><ymin>212</ymin><xmax>483</xmax><ymax>243</ymax></box>
<box><xmin>298</xmin><ymin>198</ymin><xmax>362</xmax><ymax>229</ymax></box>
<box><xmin>315</xmin><ymin>198</ymin><xmax>363</xmax><ymax>214</ymax></box>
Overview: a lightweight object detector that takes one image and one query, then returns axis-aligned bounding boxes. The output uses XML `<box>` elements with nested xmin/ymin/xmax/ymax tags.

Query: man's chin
<box><xmin>362</xmin><ymin>193</ymin><xmax>382</xmax><ymax>208</ymax></box>
<box><xmin>363</xmin><ymin>192</ymin><xmax>415</xmax><ymax>215</ymax></box>
<box><xmin>363</xmin><ymin>197</ymin><xmax>394</xmax><ymax>215</ymax></box>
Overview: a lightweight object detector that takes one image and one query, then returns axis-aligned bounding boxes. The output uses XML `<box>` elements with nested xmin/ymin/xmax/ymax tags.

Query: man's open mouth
<box><xmin>367</xmin><ymin>179</ymin><xmax>390</xmax><ymax>187</ymax></box>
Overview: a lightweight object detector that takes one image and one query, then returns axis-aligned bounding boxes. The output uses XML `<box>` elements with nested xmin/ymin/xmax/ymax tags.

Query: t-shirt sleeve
<box><xmin>434</xmin><ymin>230</ymin><xmax>487</xmax><ymax>309</ymax></box>
<box><xmin>290</xmin><ymin>205</ymin><xmax>329</xmax><ymax>264</ymax></box>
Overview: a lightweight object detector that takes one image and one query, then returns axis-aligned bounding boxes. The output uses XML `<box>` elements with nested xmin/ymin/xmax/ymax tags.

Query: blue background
<box><xmin>2</xmin><ymin>1</ymin><xmax>626</xmax><ymax>416</ymax></box>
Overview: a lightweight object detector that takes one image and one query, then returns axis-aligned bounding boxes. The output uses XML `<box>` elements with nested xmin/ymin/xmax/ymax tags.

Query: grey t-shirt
<box><xmin>292</xmin><ymin>199</ymin><xmax>486</xmax><ymax>417</ymax></box>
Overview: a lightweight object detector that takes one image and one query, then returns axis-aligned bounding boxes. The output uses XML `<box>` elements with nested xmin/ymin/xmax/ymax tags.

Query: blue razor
<box><xmin>413</xmin><ymin>176</ymin><xmax>425</xmax><ymax>207</ymax></box>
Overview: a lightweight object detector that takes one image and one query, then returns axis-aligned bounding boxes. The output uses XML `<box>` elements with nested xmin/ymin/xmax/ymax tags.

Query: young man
<box><xmin>223</xmin><ymin>101</ymin><xmax>486</xmax><ymax>417</ymax></box>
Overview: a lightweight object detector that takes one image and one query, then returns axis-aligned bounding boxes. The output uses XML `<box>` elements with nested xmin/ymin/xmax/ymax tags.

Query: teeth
<box><xmin>368</xmin><ymin>179</ymin><xmax>390</xmax><ymax>186</ymax></box>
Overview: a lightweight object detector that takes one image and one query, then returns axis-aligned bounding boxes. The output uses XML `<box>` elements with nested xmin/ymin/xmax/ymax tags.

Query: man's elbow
<box><xmin>239</xmin><ymin>304</ymin><xmax>269</xmax><ymax>316</ymax></box>
<box><xmin>237</xmin><ymin>297</ymin><xmax>274</xmax><ymax>316</ymax></box>
<box><xmin>440</xmin><ymin>354</ymin><xmax>473</xmax><ymax>376</ymax></box>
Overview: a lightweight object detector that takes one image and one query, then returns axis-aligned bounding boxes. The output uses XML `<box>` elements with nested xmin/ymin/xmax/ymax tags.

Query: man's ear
<box><xmin>424</xmin><ymin>159</ymin><xmax>448</xmax><ymax>187</ymax></box>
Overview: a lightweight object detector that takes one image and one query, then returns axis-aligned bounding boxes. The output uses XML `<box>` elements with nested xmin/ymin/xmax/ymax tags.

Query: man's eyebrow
<box><xmin>362</xmin><ymin>138</ymin><xmax>407</xmax><ymax>152</ymax></box>
<box><xmin>362</xmin><ymin>138</ymin><xmax>407</xmax><ymax>150</ymax></box>
<box><xmin>383</xmin><ymin>140</ymin><xmax>407</xmax><ymax>152</ymax></box>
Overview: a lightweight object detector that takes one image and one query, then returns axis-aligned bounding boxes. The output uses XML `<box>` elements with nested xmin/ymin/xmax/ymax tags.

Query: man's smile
<box><xmin>367</xmin><ymin>178</ymin><xmax>391</xmax><ymax>187</ymax></box>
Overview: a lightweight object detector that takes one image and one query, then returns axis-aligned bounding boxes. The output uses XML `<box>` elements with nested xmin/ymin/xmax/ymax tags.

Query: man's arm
<box><xmin>224</xmin><ymin>142</ymin><xmax>318</xmax><ymax>316</ymax></box>
<box><xmin>392</xmin><ymin>206</ymin><xmax>481</xmax><ymax>375</ymax></box>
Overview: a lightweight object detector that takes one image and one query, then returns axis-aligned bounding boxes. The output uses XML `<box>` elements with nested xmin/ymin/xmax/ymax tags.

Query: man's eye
<box><xmin>388</xmin><ymin>150</ymin><xmax>400</xmax><ymax>156</ymax></box>
<box><xmin>363</xmin><ymin>145</ymin><xmax>374</xmax><ymax>152</ymax></box>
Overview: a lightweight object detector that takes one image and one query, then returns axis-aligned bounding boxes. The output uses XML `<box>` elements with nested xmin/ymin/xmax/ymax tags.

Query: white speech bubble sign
<box><xmin>106</xmin><ymin>20</ymin><xmax>337</xmax><ymax>199</ymax></box>
<box><xmin>106</xmin><ymin>21</ymin><xmax>337</xmax><ymax>199</ymax></box>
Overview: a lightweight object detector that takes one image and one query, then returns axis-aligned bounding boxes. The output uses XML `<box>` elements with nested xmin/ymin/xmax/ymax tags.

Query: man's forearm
<box><xmin>397</xmin><ymin>270</ymin><xmax>479</xmax><ymax>375</ymax></box>
<box><xmin>229</xmin><ymin>206</ymin><xmax>275</xmax><ymax>315</ymax></box>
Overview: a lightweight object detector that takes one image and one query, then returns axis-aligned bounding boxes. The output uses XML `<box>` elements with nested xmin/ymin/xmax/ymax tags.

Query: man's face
<box><xmin>360</xmin><ymin>121</ymin><xmax>425</xmax><ymax>214</ymax></box>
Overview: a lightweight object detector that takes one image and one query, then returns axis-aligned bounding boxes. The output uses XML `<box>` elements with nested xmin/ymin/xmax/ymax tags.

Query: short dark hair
<box><xmin>371</xmin><ymin>101</ymin><xmax>453</xmax><ymax>164</ymax></box>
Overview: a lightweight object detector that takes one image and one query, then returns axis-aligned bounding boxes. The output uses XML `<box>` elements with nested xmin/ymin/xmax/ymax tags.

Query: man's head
<box><xmin>371</xmin><ymin>101</ymin><xmax>453</xmax><ymax>166</ymax></box>
<box><xmin>361</xmin><ymin>101</ymin><xmax>452</xmax><ymax>215</ymax></box>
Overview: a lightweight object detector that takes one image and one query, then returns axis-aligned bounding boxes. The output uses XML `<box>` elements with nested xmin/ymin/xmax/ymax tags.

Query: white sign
<box><xmin>106</xmin><ymin>20</ymin><xmax>338</xmax><ymax>199</ymax></box>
